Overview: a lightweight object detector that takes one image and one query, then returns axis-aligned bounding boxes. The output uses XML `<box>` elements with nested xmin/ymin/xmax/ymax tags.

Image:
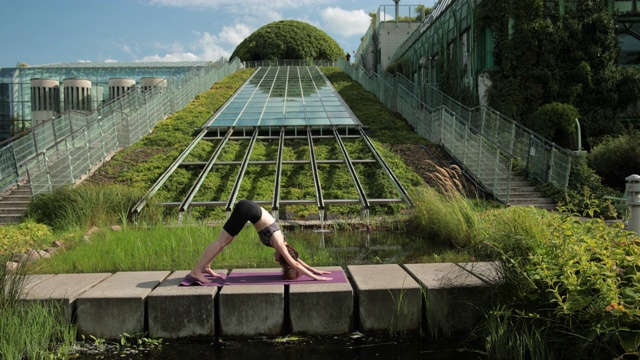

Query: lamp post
<box><xmin>626</xmin><ymin>174</ymin><xmax>640</xmax><ymax>234</ymax></box>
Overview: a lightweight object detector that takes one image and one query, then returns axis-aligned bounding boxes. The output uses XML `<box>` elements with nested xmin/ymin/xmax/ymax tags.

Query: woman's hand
<box><xmin>313</xmin><ymin>269</ymin><xmax>331</xmax><ymax>275</ymax></box>
<box><xmin>314</xmin><ymin>275</ymin><xmax>333</xmax><ymax>281</ymax></box>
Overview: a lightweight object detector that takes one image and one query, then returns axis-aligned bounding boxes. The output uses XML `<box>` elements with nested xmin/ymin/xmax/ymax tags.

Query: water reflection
<box><xmin>76</xmin><ymin>335</ymin><xmax>484</xmax><ymax>360</ymax></box>
<box><xmin>292</xmin><ymin>226</ymin><xmax>409</xmax><ymax>265</ymax></box>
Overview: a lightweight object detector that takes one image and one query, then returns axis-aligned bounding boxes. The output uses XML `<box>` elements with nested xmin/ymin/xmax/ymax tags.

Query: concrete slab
<box><xmin>18</xmin><ymin>274</ymin><xmax>55</xmax><ymax>296</ymax></box>
<box><xmin>75</xmin><ymin>271</ymin><xmax>170</xmax><ymax>340</ymax></box>
<box><xmin>456</xmin><ymin>262</ymin><xmax>502</xmax><ymax>284</ymax></box>
<box><xmin>218</xmin><ymin>268</ymin><xmax>284</xmax><ymax>337</ymax></box>
<box><xmin>289</xmin><ymin>266</ymin><xmax>353</xmax><ymax>335</ymax></box>
<box><xmin>403</xmin><ymin>262</ymin><xmax>499</xmax><ymax>338</ymax></box>
<box><xmin>148</xmin><ymin>270</ymin><xmax>226</xmax><ymax>339</ymax></box>
<box><xmin>21</xmin><ymin>273</ymin><xmax>112</xmax><ymax>321</ymax></box>
<box><xmin>347</xmin><ymin>264</ymin><xmax>421</xmax><ymax>334</ymax></box>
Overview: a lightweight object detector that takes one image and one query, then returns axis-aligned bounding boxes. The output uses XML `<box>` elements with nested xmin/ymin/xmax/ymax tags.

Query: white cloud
<box><xmin>135</xmin><ymin>29</ymin><xmax>233</xmax><ymax>62</ymax></box>
<box><xmin>219</xmin><ymin>24</ymin><xmax>253</xmax><ymax>46</ymax></box>
<box><xmin>138</xmin><ymin>52</ymin><xmax>200</xmax><ymax>62</ymax></box>
<box><xmin>148</xmin><ymin>0</ymin><xmax>334</xmax><ymax>10</ymax></box>
<box><xmin>320</xmin><ymin>7</ymin><xmax>370</xmax><ymax>37</ymax></box>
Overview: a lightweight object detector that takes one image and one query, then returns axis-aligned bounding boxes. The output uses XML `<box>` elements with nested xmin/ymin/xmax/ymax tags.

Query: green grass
<box><xmin>0</xmin><ymin>255</ymin><xmax>76</xmax><ymax>360</ymax></box>
<box><xmin>31</xmin><ymin>220</ymin><xmax>475</xmax><ymax>274</ymax></box>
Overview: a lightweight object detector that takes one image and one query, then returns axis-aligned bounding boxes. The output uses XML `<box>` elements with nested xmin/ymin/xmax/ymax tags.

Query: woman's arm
<box><xmin>297</xmin><ymin>258</ymin><xmax>330</xmax><ymax>275</ymax></box>
<box><xmin>273</xmin><ymin>240</ymin><xmax>332</xmax><ymax>281</ymax></box>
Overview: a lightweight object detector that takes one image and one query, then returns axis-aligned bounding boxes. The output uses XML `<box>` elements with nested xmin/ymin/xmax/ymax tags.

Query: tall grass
<box><xmin>0</xmin><ymin>255</ymin><xmax>76</xmax><ymax>359</ymax></box>
<box><xmin>408</xmin><ymin>162</ymin><xmax>479</xmax><ymax>248</ymax></box>
<box><xmin>32</xmin><ymin>222</ymin><xmax>337</xmax><ymax>273</ymax></box>
<box><xmin>26</xmin><ymin>184</ymin><xmax>160</xmax><ymax>231</ymax></box>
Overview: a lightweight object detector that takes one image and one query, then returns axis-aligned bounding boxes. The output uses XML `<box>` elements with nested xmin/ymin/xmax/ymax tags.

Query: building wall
<box><xmin>378</xmin><ymin>21</ymin><xmax>421</xmax><ymax>72</ymax></box>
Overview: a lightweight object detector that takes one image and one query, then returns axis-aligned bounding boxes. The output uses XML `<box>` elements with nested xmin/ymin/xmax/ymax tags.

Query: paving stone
<box><xmin>218</xmin><ymin>268</ymin><xmax>284</xmax><ymax>337</ymax></box>
<box><xmin>75</xmin><ymin>271</ymin><xmax>170</xmax><ymax>340</ymax></box>
<box><xmin>148</xmin><ymin>270</ymin><xmax>226</xmax><ymax>338</ymax></box>
<box><xmin>403</xmin><ymin>262</ymin><xmax>500</xmax><ymax>338</ymax></box>
<box><xmin>289</xmin><ymin>266</ymin><xmax>353</xmax><ymax>335</ymax></box>
<box><xmin>21</xmin><ymin>273</ymin><xmax>112</xmax><ymax>321</ymax></box>
<box><xmin>347</xmin><ymin>264</ymin><xmax>421</xmax><ymax>334</ymax></box>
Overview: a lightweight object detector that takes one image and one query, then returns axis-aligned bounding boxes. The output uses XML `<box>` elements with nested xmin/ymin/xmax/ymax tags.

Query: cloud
<box><xmin>135</xmin><ymin>29</ymin><xmax>234</xmax><ymax>62</ymax></box>
<box><xmin>320</xmin><ymin>7</ymin><xmax>370</xmax><ymax>37</ymax></box>
<box><xmin>148</xmin><ymin>0</ymin><xmax>334</xmax><ymax>10</ymax></box>
<box><xmin>219</xmin><ymin>24</ymin><xmax>253</xmax><ymax>46</ymax></box>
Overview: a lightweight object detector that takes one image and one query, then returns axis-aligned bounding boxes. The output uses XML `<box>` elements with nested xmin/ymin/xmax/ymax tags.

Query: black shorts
<box><xmin>222</xmin><ymin>200</ymin><xmax>262</xmax><ymax>237</ymax></box>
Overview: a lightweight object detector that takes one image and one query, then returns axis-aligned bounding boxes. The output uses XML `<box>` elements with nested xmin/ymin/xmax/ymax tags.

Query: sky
<box><xmin>0</xmin><ymin>0</ymin><xmax>436</xmax><ymax>67</ymax></box>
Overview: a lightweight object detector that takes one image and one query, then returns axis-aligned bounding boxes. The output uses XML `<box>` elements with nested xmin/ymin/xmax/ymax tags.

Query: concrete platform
<box><xmin>21</xmin><ymin>273</ymin><xmax>112</xmax><ymax>321</ymax></box>
<box><xmin>75</xmin><ymin>271</ymin><xmax>170</xmax><ymax>339</ymax></box>
<box><xmin>218</xmin><ymin>268</ymin><xmax>284</xmax><ymax>337</ymax></box>
<box><xmin>347</xmin><ymin>264</ymin><xmax>421</xmax><ymax>334</ymax></box>
<box><xmin>289</xmin><ymin>266</ymin><xmax>353</xmax><ymax>335</ymax></box>
<box><xmin>148</xmin><ymin>270</ymin><xmax>226</xmax><ymax>339</ymax></box>
<box><xmin>403</xmin><ymin>262</ymin><xmax>500</xmax><ymax>338</ymax></box>
<box><xmin>18</xmin><ymin>274</ymin><xmax>55</xmax><ymax>296</ymax></box>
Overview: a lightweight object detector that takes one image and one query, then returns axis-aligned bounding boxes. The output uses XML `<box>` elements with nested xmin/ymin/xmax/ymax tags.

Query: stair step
<box><xmin>0</xmin><ymin>214</ymin><xmax>24</xmax><ymax>225</ymax></box>
<box><xmin>0</xmin><ymin>207</ymin><xmax>28</xmax><ymax>215</ymax></box>
<box><xmin>0</xmin><ymin>201</ymin><xmax>30</xmax><ymax>209</ymax></box>
<box><xmin>508</xmin><ymin>198</ymin><xmax>555</xmax><ymax>205</ymax></box>
<box><xmin>1</xmin><ymin>195</ymin><xmax>32</xmax><ymax>202</ymax></box>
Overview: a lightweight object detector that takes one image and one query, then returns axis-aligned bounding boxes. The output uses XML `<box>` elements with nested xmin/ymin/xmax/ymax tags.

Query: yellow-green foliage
<box><xmin>478</xmin><ymin>206</ymin><xmax>640</xmax><ymax>358</ymax></box>
<box><xmin>0</xmin><ymin>221</ymin><xmax>52</xmax><ymax>255</ymax></box>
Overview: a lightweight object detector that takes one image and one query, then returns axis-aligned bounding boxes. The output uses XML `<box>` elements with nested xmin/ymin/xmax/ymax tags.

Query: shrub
<box><xmin>587</xmin><ymin>131</ymin><xmax>640</xmax><ymax>192</ymax></box>
<box><xmin>527</xmin><ymin>102</ymin><xmax>580</xmax><ymax>149</ymax></box>
<box><xmin>540</xmin><ymin>153</ymin><xmax>618</xmax><ymax>219</ymax></box>
<box><xmin>231</xmin><ymin>20</ymin><xmax>343</xmax><ymax>61</ymax></box>
<box><xmin>476</xmin><ymin>208</ymin><xmax>640</xmax><ymax>359</ymax></box>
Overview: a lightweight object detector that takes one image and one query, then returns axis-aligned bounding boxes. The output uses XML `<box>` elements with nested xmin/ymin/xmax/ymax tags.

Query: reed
<box><xmin>408</xmin><ymin>161</ymin><xmax>480</xmax><ymax>248</ymax></box>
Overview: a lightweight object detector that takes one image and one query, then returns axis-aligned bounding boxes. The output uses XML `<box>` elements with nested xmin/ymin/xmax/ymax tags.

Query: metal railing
<box><xmin>338</xmin><ymin>58</ymin><xmax>573</xmax><ymax>204</ymax></box>
<box><xmin>0</xmin><ymin>58</ymin><xmax>242</xmax><ymax>196</ymax></box>
<box><xmin>243</xmin><ymin>60</ymin><xmax>335</xmax><ymax>68</ymax></box>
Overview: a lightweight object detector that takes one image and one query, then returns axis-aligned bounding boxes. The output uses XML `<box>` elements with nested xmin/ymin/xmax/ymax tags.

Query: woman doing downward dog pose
<box><xmin>189</xmin><ymin>200</ymin><xmax>332</xmax><ymax>283</ymax></box>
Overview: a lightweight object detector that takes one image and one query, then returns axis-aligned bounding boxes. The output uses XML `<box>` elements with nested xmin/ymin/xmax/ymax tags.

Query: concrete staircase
<box><xmin>497</xmin><ymin>174</ymin><xmax>556</xmax><ymax>211</ymax></box>
<box><xmin>0</xmin><ymin>184</ymin><xmax>32</xmax><ymax>225</ymax></box>
<box><xmin>447</xmin><ymin>132</ymin><xmax>556</xmax><ymax>211</ymax></box>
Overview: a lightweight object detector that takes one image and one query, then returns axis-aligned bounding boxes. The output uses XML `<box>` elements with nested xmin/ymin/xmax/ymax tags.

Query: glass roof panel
<box><xmin>204</xmin><ymin>66</ymin><xmax>361</xmax><ymax>128</ymax></box>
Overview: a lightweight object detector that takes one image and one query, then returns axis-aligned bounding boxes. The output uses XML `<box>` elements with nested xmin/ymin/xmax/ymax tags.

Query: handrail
<box><xmin>1</xmin><ymin>57</ymin><xmax>242</xmax><ymax>196</ymax></box>
<box><xmin>335</xmin><ymin>58</ymin><xmax>571</xmax><ymax>205</ymax></box>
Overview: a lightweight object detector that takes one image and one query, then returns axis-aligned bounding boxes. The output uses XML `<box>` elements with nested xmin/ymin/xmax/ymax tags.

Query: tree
<box><xmin>230</xmin><ymin>20</ymin><xmax>343</xmax><ymax>62</ymax></box>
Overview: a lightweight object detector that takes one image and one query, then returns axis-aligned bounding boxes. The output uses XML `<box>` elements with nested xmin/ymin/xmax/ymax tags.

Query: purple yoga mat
<box><xmin>180</xmin><ymin>273</ymin><xmax>227</xmax><ymax>287</ymax></box>
<box><xmin>224</xmin><ymin>269</ymin><xmax>347</xmax><ymax>285</ymax></box>
<box><xmin>180</xmin><ymin>269</ymin><xmax>347</xmax><ymax>286</ymax></box>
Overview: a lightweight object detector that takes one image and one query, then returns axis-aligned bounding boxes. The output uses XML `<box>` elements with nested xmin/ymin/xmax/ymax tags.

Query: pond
<box><xmin>281</xmin><ymin>225</ymin><xmax>455</xmax><ymax>266</ymax></box>
<box><xmin>74</xmin><ymin>334</ymin><xmax>485</xmax><ymax>359</ymax></box>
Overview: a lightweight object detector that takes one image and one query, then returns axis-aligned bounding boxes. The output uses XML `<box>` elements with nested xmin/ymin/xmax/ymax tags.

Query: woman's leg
<box><xmin>189</xmin><ymin>228</ymin><xmax>234</xmax><ymax>283</ymax></box>
<box><xmin>189</xmin><ymin>200</ymin><xmax>262</xmax><ymax>283</ymax></box>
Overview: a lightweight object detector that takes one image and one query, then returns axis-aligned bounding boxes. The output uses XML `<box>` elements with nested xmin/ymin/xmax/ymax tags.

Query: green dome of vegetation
<box><xmin>230</xmin><ymin>20</ymin><xmax>343</xmax><ymax>61</ymax></box>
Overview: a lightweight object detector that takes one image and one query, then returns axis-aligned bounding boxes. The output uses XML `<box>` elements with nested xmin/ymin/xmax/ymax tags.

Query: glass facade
<box><xmin>205</xmin><ymin>66</ymin><xmax>361</xmax><ymax>128</ymax></box>
<box><xmin>0</xmin><ymin>61</ymin><xmax>212</xmax><ymax>141</ymax></box>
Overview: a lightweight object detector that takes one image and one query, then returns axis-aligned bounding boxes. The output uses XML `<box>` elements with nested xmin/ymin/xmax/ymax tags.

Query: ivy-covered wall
<box><xmin>476</xmin><ymin>0</ymin><xmax>640</xmax><ymax>149</ymax></box>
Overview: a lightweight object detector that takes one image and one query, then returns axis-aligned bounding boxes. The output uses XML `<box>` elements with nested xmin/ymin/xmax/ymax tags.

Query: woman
<box><xmin>188</xmin><ymin>199</ymin><xmax>332</xmax><ymax>284</ymax></box>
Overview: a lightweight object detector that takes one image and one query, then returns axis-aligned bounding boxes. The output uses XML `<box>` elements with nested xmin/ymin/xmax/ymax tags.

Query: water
<box><xmin>74</xmin><ymin>334</ymin><xmax>484</xmax><ymax>359</ymax></box>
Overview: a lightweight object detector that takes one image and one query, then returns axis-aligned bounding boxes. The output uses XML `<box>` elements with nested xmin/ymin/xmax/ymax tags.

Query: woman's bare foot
<box><xmin>204</xmin><ymin>267</ymin><xmax>221</xmax><ymax>278</ymax></box>
<box><xmin>189</xmin><ymin>270</ymin><xmax>212</xmax><ymax>283</ymax></box>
